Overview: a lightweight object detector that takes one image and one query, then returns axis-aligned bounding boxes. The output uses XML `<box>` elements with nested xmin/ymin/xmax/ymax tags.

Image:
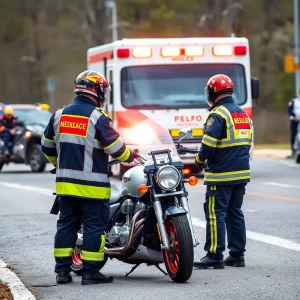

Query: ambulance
<box><xmin>87</xmin><ymin>37</ymin><xmax>259</xmax><ymax>178</ymax></box>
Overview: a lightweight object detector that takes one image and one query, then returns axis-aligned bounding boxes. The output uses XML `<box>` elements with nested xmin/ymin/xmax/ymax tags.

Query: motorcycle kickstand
<box><xmin>155</xmin><ymin>264</ymin><xmax>168</xmax><ymax>276</ymax></box>
<box><xmin>125</xmin><ymin>264</ymin><xmax>140</xmax><ymax>277</ymax></box>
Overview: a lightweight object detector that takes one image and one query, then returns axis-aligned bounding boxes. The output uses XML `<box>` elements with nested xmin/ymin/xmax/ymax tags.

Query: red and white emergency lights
<box><xmin>116</xmin><ymin>45</ymin><xmax>247</xmax><ymax>58</ymax></box>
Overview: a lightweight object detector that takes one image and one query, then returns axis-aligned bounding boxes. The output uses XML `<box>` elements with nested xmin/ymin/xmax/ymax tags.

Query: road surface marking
<box><xmin>0</xmin><ymin>182</ymin><xmax>53</xmax><ymax>196</ymax></box>
<box><xmin>194</xmin><ymin>184</ymin><xmax>300</xmax><ymax>202</ymax></box>
<box><xmin>278</xmin><ymin>161</ymin><xmax>300</xmax><ymax>168</ymax></box>
<box><xmin>262</xmin><ymin>182</ymin><xmax>300</xmax><ymax>189</ymax></box>
<box><xmin>2</xmin><ymin>182</ymin><xmax>300</xmax><ymax>252</ymax></box>
<box><xmin>246</xmin><ymin>191</ymin><xmax>300</xmax><ymax>202</ymax></box>
<box><xmin>191</xmin><ymin>217</ymin><xmax>300</xmax><ymax>252</ymax></box>
<box><xmin>0</xmin><ymin>260</ymin><xmax>36</xmax><ymax>300</ymax></box>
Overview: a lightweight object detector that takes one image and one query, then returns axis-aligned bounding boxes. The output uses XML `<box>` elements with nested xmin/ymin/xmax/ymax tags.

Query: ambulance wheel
<box><xmin>0</xmin><ymin>163</ymin><xmax>3</xmax><ymax>172</ymax></box>
<box><xmin>296</xmin><ymin>154</ymin><xmax>300</xmax><ymax>164</ymax></box>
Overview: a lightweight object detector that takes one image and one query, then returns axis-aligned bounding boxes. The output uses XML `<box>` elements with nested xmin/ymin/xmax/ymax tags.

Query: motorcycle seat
<box><xmin>110</xmin><ymin>183</ymin><xmax>121</xmax><ymax>204</ymax></box>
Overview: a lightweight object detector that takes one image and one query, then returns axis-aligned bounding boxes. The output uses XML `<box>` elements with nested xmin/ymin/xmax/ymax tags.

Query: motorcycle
<box><xmin>0</xmin><ymin>121</ymin><xmax>47</xmax><ymax>172</ymax></box>
<box><xmin>54</xmin><ymin>119</ymin><xmax>200</xmax><ymax>283</ymax></box>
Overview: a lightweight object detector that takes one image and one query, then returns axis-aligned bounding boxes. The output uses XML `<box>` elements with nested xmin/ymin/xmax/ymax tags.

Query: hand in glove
<box><xmin>195</xmin><ymin>154</ymin><xmax>206</xmax><ymax>171</ymax></box>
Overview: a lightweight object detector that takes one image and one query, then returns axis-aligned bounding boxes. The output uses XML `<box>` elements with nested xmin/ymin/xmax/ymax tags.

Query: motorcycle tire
<box><xmin>163</xmin><ymin>215</ymin><xmax>194</xmax><ymax>283</ymax></box>
<box><xmin>296</xmin><ymin>154</ymin><xmax>300</xmax><ymax>164</ymax></box>
<box><xmin>0</xmin><ymin>163</ymin><xmax>3</xmax><ymax>172</ymax></box>
<box><xmin>29</xmin><ymin>145</ymin><xmax>47</xmax><ymax>172</ymax></box>
<box><xmin>71</xmin><ymin>248</ymin><xmax>108</xmax><ymax>276</ymax></box>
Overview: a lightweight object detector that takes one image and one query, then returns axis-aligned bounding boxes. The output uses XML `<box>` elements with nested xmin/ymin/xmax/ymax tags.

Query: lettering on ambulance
<box><xmin>59</xmin><ymin>115</ymin><xmax>89</xmax><ymax>137</ymax></box>
<box><xmin>174</xmin><ymin>115</ymin><xmax>202</xmax><ymax>126</ymax></box>
<box><xmin>172</xmin><ymin>56</ymin><xmax>194</xmax><ymax>62</ymax></box>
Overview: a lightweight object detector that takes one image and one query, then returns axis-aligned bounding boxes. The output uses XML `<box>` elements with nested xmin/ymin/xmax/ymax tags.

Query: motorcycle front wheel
<box><xmin>163</xmin><ymin>215</ymin><xmax>194</xmax><ymax>283</ymax></box>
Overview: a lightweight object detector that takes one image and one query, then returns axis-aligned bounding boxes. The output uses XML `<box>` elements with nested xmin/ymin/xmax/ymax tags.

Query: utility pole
<box><xmin>294</xmin><ymin>0</ymin><xmax>300</xmax><ymax>95</ymax></box>
<box><xmin>227</xmin><ymin>0</ymin><xmax>233</xmax><ymax>36</ymax></box>
<box><xmin>106</xmin><ymin>0</ymin><xmax>118</xmax><ymax>41</ymax></box>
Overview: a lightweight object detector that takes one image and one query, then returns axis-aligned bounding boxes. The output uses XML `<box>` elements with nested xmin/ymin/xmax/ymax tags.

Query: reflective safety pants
<box><xmin>54</xmin><ymin>196</ymin><xmax>110</xmax><ymax>275</ymax></box>
<box><xmin>204</xmin><ymin>184</ymin><xmax>247</xmax><ymax>260</ymax></box>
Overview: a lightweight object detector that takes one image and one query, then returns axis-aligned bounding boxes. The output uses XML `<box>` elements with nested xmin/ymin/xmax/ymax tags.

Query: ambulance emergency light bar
<box><xmin>116</xmin><ymin>45</ymin><xmax>247</xmax><ymax>58</ymax></box>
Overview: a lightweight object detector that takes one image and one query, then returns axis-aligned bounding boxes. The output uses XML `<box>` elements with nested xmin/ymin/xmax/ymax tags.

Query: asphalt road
<box><xmin>0</xmin><ymin>158</ymin><xmax>299</xmax><ymax>300</ymax></box>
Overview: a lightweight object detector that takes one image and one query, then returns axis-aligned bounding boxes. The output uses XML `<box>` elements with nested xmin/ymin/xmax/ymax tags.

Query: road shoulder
<box><xmin>0</xmin><ymin>260</ymin><xmax>36</xmax><ymax>300</ymax></box>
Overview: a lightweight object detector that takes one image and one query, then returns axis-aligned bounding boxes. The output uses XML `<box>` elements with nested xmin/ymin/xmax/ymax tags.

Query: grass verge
<box><xmin>0</xmin><ymin>282</ymin><xmax>13</xmax><ymax>300</ymax></box>
<box><xmin>254</xmin><ymin>143</ymin><xmax>290</xmax><ymax>150</ymax></box>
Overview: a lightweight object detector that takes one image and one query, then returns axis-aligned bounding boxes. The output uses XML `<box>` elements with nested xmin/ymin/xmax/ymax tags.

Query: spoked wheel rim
<box><xmin>72</xmin><ymin>249</ymin><xmax>82</xmax><ymax>266</ymax></box>
<box><xmin>164</xmin><ymin>219</ymin><xmax>179</xmax><ymax>274</ymax></box>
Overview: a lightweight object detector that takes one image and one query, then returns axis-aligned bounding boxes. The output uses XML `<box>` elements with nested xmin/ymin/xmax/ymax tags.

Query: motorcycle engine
<box><xmin>107</xmin><ymin>223</ymin><xmax>130</xmax><ymax>246</ymax></box>
<box><xmin>106</xmin><ymin>198</ymin><xmax>147</xmax><ymax>246</ymax></box>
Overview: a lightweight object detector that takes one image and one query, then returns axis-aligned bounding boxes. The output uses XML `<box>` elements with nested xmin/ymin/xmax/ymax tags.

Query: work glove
<box><xmin>195</xmin><ymin>154</ymin><xmax>206</xmax><ymax>171</ymax></box>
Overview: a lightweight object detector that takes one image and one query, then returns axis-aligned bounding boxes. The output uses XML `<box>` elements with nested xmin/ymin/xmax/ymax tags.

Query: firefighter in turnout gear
<box><xmin>41</xmin><ymin>70</ymin><xmax>135</xmax><ymax>285</ymax></box>
<box><xmin>193</xmin><ymin>74</ymin><xmax>252</xmax><ymax>269</ymax></box>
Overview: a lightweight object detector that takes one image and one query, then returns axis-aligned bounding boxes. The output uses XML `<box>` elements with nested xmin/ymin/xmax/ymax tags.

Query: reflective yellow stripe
<box><xmin>81</xmin><ymin>250</ymin><xmax>104</xmax><ymax>262</ymax></box>
<box><xmin>116</xmin><ymin>147</ymin><xmax>130</xmax><ymax>162</ymax></box>
<box><xmin>203</xmin><ymin>134</ymin><xmax>218</xmax><ymax>142</ymax></box>
<box><xmin>44</xmin><ymin>154</ymin><xmax>56</xmax><ymax>165</ymax></box>
<box><xmin>81</xmin><ymin>234</ymin><xmax>106</xmax><ymax>262</ymax></box>
<box><xmin>99</xmin><ymin>234</ymin><xmax>106</xmax><ymax>252</ymax></box>
<box><xmin>208</xmin><ymin>195</ymin><xmax>214</xmax><ymax>253</ymax></box>
<box><xmin>42</xmin><ymin>134</ymin><xmax>54</xmax><ymax>142</ymax></box>
<box><xmin>56</xmin><ymin>182</ymin><xmax>111</xmax><ymax>199</ymax></box>
<box><xmin>205</xmin><ymin>176</ymin><xmax>250</xmax><ymax>182</ymax></box>
<box><xmin>212</xmin><ymin>186</ymin><xmax>217</xmax><ymax>253</ymax></box>
<box><xmin>195</xmin><ymin>153</ymin><xmax>203</xmax><ymax>163</ymax></box>
<box><xmin>54</xmin><ymin>248</ymin><xmax>73</xmax><ymax>257</ymax></box>
<box><xmin>202</xmin><ymin>139</ymin><xmax>217</xmax><ymax>148</ymax></box>
<box><xmin>206</xmin><ymin>170</ymin><xmax>250</xmax><ymax>176</ymax></box>
<box><xmin>215</xmin><ymin>142</ymin><xmax>252</xmax><ymax>148</ymax></box>
<box><xmin>104</xmin><ymin>137</ymin><xmax>120</xmax><ymax>150</ymax></box>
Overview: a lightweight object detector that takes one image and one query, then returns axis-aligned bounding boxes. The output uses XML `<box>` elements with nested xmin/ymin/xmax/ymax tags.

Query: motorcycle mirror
<box><xmin>179</xmin><ymin>127</ymin><xmax>192</xmax><ymax>135</ymax></box>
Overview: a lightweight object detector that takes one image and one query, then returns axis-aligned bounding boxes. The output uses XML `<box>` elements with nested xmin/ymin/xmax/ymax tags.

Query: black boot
<box><xmin>81</xmin><ymin>272</ymin><xmax>113</xmax><ymax>285</ymax></box>
<box><xmin>224</xmin><ymin>255</ymin><xmax>245</xmax><ymax>267</ymax></box>
<box><xmin>56</xmin><ymin>272</ymin><xmax>73</xmax><ymax>284</ymax></box>
<box><xmin>194</xmin><ymin>256</ymin><xmax>224</xmax><ymax>269</ymax></box>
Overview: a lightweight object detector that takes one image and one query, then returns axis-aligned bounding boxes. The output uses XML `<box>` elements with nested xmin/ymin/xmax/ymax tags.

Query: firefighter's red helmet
<box><xmin>74</xmin><ymin>70</ymin><xmax>111</xmax><ymax>103</ymax></box>
<box><xmin>205</xmin><ymin>74</ymin><xmax>234</xmax><ymax>106</ymax></box>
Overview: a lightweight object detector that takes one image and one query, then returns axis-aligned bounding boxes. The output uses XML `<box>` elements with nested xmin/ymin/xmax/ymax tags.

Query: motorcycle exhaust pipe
<box><xmin>104</xmin><ymin>209</ymin><xmax>147</xmax><ymax>256</ymax></box>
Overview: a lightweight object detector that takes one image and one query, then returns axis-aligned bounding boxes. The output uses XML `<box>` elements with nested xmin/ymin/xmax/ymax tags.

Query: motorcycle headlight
<box><xmin>156</xmin><ymin>165</ymin><xmax>180</xmax><ymax>191</ymax></box>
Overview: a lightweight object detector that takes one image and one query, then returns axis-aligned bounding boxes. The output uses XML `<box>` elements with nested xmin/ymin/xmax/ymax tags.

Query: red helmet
<box><xmin>205</xmin><ymin>74</ymin><xmax>234</xmax><ymax>106</ymax></box>
<box><xmin>74</xmin><ymin>70</ymin><xmax>111</xmax><ymax>104</ymax></box>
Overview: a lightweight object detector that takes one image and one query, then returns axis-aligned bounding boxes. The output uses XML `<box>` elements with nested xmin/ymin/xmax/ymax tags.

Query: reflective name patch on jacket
<box><xmin>59</xmin><ymin>115</ymin><xmax>89</xmax><ymax>137</ymax></box>
<box><xmin>231</xmin><ymin>113</ymin><xmax>251</xmax><ymax>129</ymax></box>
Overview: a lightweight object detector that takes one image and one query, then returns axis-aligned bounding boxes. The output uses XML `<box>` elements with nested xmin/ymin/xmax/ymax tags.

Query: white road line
<box><xmin>278</xmin><ymin>161</ymin><xmax>300</xmax><ymax>168</ymax></box>
<box><xmin>191</xmin><ymin>217</ymin><xmax>300</xmax><ymax>252</ymax></box>
<box><xmin>2</xmin><ymin>182</ymin><xmax>300</xmax><ymax>252</ymax></box>
<box><xmin>0</xmin><ymin>260</ymin><xmax>36</xmax><ymax>300</ymax></box>
<box><xmin>0</xmin><ymin>182</ymin><xmax>53</xmax><ymax>196</ymax></box>
<box><xmin>262</xmin><ymin>182</ymin><xmax>300</xmax><ymax>189</ymax></box>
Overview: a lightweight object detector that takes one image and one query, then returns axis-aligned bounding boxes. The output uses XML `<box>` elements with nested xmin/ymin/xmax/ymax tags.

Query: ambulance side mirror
<box><xmin>110</xmin><ymin>82</ymin><xmax>114</xmax><ymax>104</ymax></box>
<box><xmin>251</xmin><ymin>77</ymin><xmax>259</xmax><ymax>101</ymax></box>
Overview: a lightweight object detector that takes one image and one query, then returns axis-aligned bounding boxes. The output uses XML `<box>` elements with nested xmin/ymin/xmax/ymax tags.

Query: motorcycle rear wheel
<box><xmin>163</xmin><ymin>215</ymin><xmax>194</xmax><ymax>283</ymax></box>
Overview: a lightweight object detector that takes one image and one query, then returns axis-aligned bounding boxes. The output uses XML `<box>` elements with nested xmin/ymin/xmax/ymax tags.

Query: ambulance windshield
<box><xmin>121</xmin><ymin>63</ymin><xmax>246</xmax><ymax>109</ymax></box>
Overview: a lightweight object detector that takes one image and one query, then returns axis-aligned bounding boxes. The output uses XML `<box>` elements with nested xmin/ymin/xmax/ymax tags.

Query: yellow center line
<box><xmin>193</xmin><ymin>185</ymin><xmax>300</xmax><ymax>203</ymax></box>
<box><xmin>246</xmin><ymin>191</ymin><xmax>300</xmax><ymax>203</ymax></box>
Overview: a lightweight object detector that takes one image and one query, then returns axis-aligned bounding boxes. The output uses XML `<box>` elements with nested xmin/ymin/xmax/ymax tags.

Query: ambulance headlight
<box><xmin>128</xmin><ymin>124</ymin><xmax>154</xmax><ymax>145</ymax></box>
<box><xmin>156</xmin><ymin>165</ymin><xmax>180</xmax><ymax>191</ymax></box>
